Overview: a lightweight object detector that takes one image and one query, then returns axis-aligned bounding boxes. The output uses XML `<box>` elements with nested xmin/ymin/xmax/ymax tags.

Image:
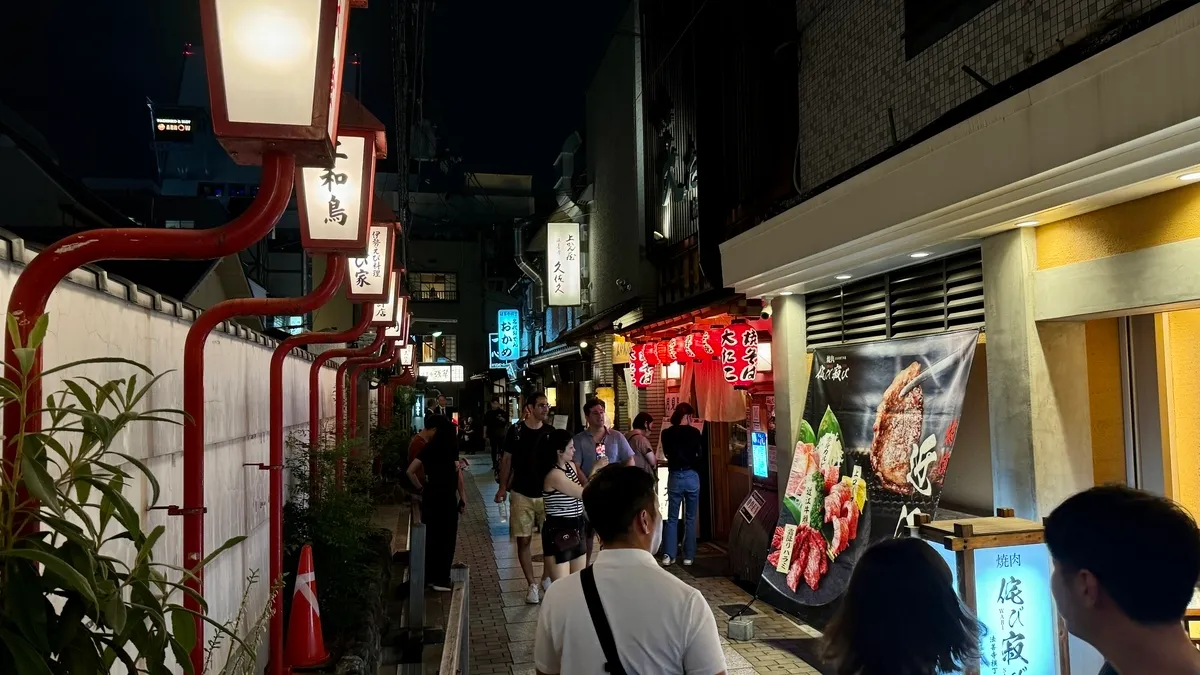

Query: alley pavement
<box><xmin>456</xmin><ymin>454</ymin><xmax>825</xmax><ymax>675</ymax></box>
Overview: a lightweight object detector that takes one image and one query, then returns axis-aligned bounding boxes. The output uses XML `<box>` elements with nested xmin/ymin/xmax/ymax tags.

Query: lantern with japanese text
<box><xmin>385</xmin><ymin>295</ymin><xmax>408</xmax><ymax>338</ymax></box>
<box><xmin>670</xmin><ymin>336</ymin><xmax>688</xmax><ymax>365</ymax></box>
<box><xmin>694</xmin><ymin>330</ymin><xmax>716</xmax><ymax>361</ymax></box>
<box><xmin>631</xmin><ymin>344</ymin><xmax>654</xmax><ymax>389</ymax></box>
<box><xmin>398</xmin><ymin>344</ymin><xmax>415</xmax><ymax>367</ymax></box>
<box><xmin>370</xmin><ymin>271</ymin><xmax>399</xmax><ymax>326</ymax></box>
<box><xmin>641</xmin><ymin>341</ymin><xmax>661</xmax><ymax>366</ymax></box>
<box><xmin>346</xmin><ymin>196</ymin><xmax>397</xmax><ymax>301</ymax></box>
<box><xmin>200</xmin><ymin>0</ymin><xmax>352</xmax><ymax>166</ymax></box>
<box><xmin>683</xmin><ymin>332</ymin><xmax>704</xmax><ymax>362</ymax></box>
<box><xmin>656</xmin><ymin>341</ymin><xmax>671</xmax><ymax>366</ymax></box>
<box><xmin>719</xmin><ymin>322</ymin><xmax>759</xmax><ymax>389</ymax></box>
<box><xmin>296</xmin><ymin>95</ymin><xmax>387</xmax><ymax>254</ymax></box>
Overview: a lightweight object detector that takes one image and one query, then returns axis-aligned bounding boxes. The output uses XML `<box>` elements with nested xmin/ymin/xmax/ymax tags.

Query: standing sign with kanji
<box><xmin>497</xmin><ymin>309</ymin><xmax>520</xmax><ymax>362</ymax></box>
<box><xmin>345</xmin><ymin>224</ymin><xmax>393</xmax><ymax>302</ymax></box>
<box><xmin>546</xmin><ymin>222</ymin><xmax>581</xmax><ymax>306</ymax></box>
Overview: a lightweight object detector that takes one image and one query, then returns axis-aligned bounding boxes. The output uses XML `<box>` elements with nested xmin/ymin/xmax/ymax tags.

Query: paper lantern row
<box><xmin>629</xmin><ymin>324</ymin><xmax>758</xmax><ymax>390</ymax></box>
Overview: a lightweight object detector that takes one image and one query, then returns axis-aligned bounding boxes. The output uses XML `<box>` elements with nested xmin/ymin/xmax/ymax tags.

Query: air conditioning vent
<box><xmin>805</xmin><ymin>249</ymin><xmax>984</xmax><ymax>349</ymax></box>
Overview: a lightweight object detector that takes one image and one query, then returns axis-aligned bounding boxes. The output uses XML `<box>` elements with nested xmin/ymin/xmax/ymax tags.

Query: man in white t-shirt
<box><xmin>535</xmin><ymin>466</ymin><xmax>727</xmax><ymax>675</ymax></box>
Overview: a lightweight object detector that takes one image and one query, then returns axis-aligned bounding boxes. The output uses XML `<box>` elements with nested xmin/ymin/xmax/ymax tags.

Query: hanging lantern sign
<box><xmin>400</xmin><ymin>311</ymin><xmax>411</xmax><ymax>344</ymax></box>
<box><xmin>631</xmin><ymin>344</ymin><xmax>654</xmax><ymax>389</ymax></box>
<box><xmin>642</xmin><ymin>342</ymin><xmax>661</xmax><ymax>366</ymax></box>
<box><xmin>720</xmin><ymin>322</ymin><xmax>759</xmax><ymax>389</ymax></box>
<box><xmin>656</xmin><ymin>341</ymin><xmax>671</xmax><ymax>366</ymax></box>
<box><xmin>695</xmin><ymin>330</ymin><xmax>716</xmax><ymax>360</ymax></box>
<box><xmin>385</xmin><ymin>295</ymin><xmax>408</xmax><ymax>338</ymax></box>
<box><xmin>667</xmin><ymin>337</ymin><xmax>684</xmax><ymax>365</ymax></box>
<box><xmin>398</xmin><ymin>344</ymin><xmax>414</xmax><ymax>367</ymax></box>
<box><xmin>345</xmin><ymin>222</ymin><xmax>393</xmax><ymax>302</ymax></box>
<box><xmin>683</xmin><ymin>333</ymin><xmax>701</xmax><ymax>362</ymax></box>
<box><xmin>547</xmin><ymin>222</ymin><xmax>582</xmax><ymax>306</ymax></box>
<box><xmin>370</xmin><ymin>271</ymin><xmax>398</xmax><ymax>327</ymax></box>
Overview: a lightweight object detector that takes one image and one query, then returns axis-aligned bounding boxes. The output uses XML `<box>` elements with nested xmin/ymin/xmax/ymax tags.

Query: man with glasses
<box><xmin>573</xmin><ymin>398</ymin><xmax>635</xmax><ymax>563</ymax></box>
<box><xmin>497</xmin><ymin>391</ymin><xmax>553</xmax><ymax>603</ymax></box>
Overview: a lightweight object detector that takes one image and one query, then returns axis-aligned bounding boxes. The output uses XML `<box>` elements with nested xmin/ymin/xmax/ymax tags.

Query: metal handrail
<box><xmin>438</xmin><ymin>564</ymin><xmax>470</xmax><ymax>674</ymax></box>
<box><xmin>407</xmin><ymin>496</ymin><xmax>426</xmax><ymax>629</ymax></box>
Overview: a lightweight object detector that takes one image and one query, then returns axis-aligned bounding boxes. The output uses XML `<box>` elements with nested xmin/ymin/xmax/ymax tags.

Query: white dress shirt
<box><xmin>535</xmin><ymin>548</ymin><xmax>726</xmax><ymax>675</ymax></box>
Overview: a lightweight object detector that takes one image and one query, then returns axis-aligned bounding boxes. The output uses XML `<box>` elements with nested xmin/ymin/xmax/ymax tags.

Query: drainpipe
<box><xmin>180</xmin><ymin>248</ymin><xmax>345</xmax><ymax>672</ymax></box>
<box><xmin>514</xmin><ymin>223</ymin><xmax>545</xmax><ymax>314</ymax></box>
<box><xmin>305</xmin><ymin>310</ymin><xmax>374</xmax><ymax>489</ymax></box>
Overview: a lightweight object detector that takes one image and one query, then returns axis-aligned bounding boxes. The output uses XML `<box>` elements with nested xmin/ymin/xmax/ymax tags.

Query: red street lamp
<box><xmin>719</xmin><ymin>322</ymin><xmax>760</xmax><ymax>390</ymax></box>
<box><xmin>313</xmin><ymin>327</ymin><xmax>386</xmax><ymax>476</ymax></box>
<box><xmin>346</xmin><ymin>199</ymin><xmax>398</xmax><ymax>303</ymax></box>
<box><xmin>370</xmin><ymin>271</ymin><xmax>399</xmax><ymax>327</ymax></box>
<box><xmin>199</xmin><ymin>0</ymin><xmax>351</xmax><ymax>166</ymax></box>
<box><xmin>385</xmin><ymin>295</ymin><xmax>408</xmax><ymax>340</ymax></box>
<box><xmin>306</xmin><ymin>310</ymin><xmax>373</xmax><ymax>471</ymax></box>
<box><xmin>347</xmin><ymin>343</ymin><xmax>399</xmax><ymax>439</ymax></box>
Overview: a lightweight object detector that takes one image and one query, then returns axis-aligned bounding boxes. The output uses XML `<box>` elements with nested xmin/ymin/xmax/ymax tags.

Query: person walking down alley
<box><xmin>534</xmin><ymin>466</ymin><xmax>727</xmax><ymax>675</ymax></box>
<box><xmin>496</xmin><ymin>391</ymin><xmax>553</xmax><ymax>604</ymax></box>
<box><xmin>822</xmin><ymin>537</ymin><xmax>980</xmax><ymax>675</ymax></box>
<box><xmin>485</xmin><ymin>396</ymin><xmax>508</xmax><ymax>477</ymax></box>
<box><xmin>539</xmin><ymin>429</ymin><xmax>595</xmax><ymax>583</ymax></box>
<box><xmin>406</xmin><ymin>416</ymin><xmax>465</xmax><ymax>592</ymax></box>
<box><xmin>660</xmin><ymin>402</ymin><xmax>703</xmax><ymax>567</ymax></box>
<box><xmin>1046</xmin><ymin>485</ymin><xmax>1200</xmax><ymax>675</ymax></box>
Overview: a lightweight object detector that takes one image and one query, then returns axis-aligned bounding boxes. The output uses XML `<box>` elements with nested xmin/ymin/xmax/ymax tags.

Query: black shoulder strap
<box><xmin>580</xmin><ymin>567</ymin><xmax>627</xmax><ymax>675</ymax></box>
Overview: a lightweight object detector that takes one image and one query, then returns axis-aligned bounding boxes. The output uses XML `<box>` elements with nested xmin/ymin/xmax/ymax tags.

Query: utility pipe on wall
<box><xmin>180</xmin><ymin>248</ymin><xmax>344</xmax><ymax>671</ymax></box>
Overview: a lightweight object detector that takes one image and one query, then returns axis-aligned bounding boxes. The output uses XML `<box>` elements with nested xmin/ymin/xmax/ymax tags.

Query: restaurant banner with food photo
<box><xmin>758</xmin><ymin>329</ymin><xmax>980</xmax><ymax>618</ymax></box>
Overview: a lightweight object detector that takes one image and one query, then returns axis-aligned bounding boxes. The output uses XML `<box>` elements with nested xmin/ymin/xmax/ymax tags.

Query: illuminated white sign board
<box><xmin>370</xmin><ymin>272</ymin><xmax>398</xmax><ymax>326</ymax></box>
<box><xmin>497</xmin><ymin>309</ymin><xmax>519</xmax><ymax>361</ymax></box>
<box><xmin>398</xmin><ymin>345</ymin><xmax>414</xmax><ymax>366</ymax></box>
<box><xmin>300</xmin><ymin>134</ymin><xmax>367</xmax><ymax>246</ymax></box>
<box><xmin>347</xmin><ymin>225</ymin><xmax>393</xmax><ymax>302</ymax></box>
<box><xmin>385</xmin><ymin>296</ymin><xmax>408</xmax><ymax>338</ymax></box>
<box><xmin>547</xmin><ymin>222</ymin><xmax>581</xmax><ymax>306</ymax></box>
<box><xmin>419</xmin><ymin>364</ymin><xmax>464</xmax><ymax>383</ymax></box>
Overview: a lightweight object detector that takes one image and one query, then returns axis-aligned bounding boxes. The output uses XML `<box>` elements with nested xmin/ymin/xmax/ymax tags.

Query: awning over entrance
<box><xmin>619</xmin><ymin>288</ymin><xmax>758</xmax><ymax>340</ymax></box>
<box><xmin>553</xmin><ymin>297</ymin><xmax>642</xmax><ymax>346</ymax></box>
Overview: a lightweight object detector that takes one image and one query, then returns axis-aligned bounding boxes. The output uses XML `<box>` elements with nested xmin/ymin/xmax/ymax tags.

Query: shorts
<box><xmin>542</xmin><ymin>515</ymin><xmax>587</xmax><ymax>564</ymax></box>
<box><xmin>510</xmin><ymin>492</ymin><xmax>545</xmax><ymax>538</ymax></box>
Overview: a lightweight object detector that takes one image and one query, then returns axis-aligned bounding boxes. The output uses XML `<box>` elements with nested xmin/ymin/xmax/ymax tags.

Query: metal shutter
<box><xmin>805</xmin><ymin>249</ymin><xmax>984</xmax><ymax>348</ymax></box>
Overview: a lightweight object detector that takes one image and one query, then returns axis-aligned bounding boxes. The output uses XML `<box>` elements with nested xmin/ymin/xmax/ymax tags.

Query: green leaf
<box><xmin>103</xmin><ymin>592</ymin><xmax>127</xmax><ymax>634</ymax></box>
<box><xmin>27</xmin><ymin>314</ymin><xmax>49</xmax><ymax>351</ymax></box>
<box><xmin>0</xmin><ymin>628</ymin><xmax>53</xmax><ymax>675</ymax></box>
<box><xmin>5</xmin><ymin>560</ymin><xmax>51</xmax><ymax>653</ymax></box>
<box><xmin>114</xmin><ymin>452</ymin><xmax>160</xmax><ymax>505</ymax></box>
<box><xmin>7</xmin><ymin>313</ymin><xmax>21</xmax><ymax>348</ymax></box>
<box><xmin>170</xmin><ymin>607</ymin><xmax>197</xmax><ymax>652</ymax></box>
<box><xmin>783</xmin><ymin>496</ymin><xmax>804</xmax><ymax>525</ymax></box>
<box><xmin>199</xmin><ymin>535</ymin><xmax>247</xmax><ymax>570</ymax></box>
<box><xmin>136</xmin><ymin>525</ymin><xmax>166</xmax><ymax>567</ymax></box>
<box><xmin>0</xmin><ymin>548</ymin><xmax>98</xmax><ymax>606</ymax></box>
<box><xmin>817</xmin><ymin>406</ymin><xmax>843</xmax><ymax>446</ymax></box>
<box><xmin>13</xmin><ymin>347</ymin><xmax>35</xmax><ymax>377</ymax></box>
<box><xmin>73</xmin><ymin>461</ymin><xmax>92</xmax><ymax>505</ymax></box>
<box><xmin>798</xmin><ymin>419</ymin><xmax>816</xmax><ymax>446</ymax></box>
<box><xmin>20</xmin><ymin>452</ymin><xmax>62</xmax><ymax>517</ymax></box>
<box><xmin>38</xmin><ymin>356</ymin><xmax>153</xmax><ymax>381</ymax></box>
<box><xmin>171</xmin><ymin>639</ymin><xmax>195</xmax><ymax>675</ymax></box>
<box><xmin>63</xmin><ymin>380</ymin><xmax>95</xmax><ymax>412</ymax></box>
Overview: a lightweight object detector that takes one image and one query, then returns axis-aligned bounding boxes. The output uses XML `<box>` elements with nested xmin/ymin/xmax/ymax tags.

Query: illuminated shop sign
<box><xmin>419</xmin><ymin>364</ymin><xmax>464</xmax><ymax>383</ymax></box>
<box><xmin>547</xmin><ymin>222</ymin><xmax>581</xmax><ymax>306</ymax></box>
<box><xmin>153</xmin><ymin>107</ymin><xmax>198</xmax><ymax>142</ymax></box>
<box><xmin>497</xmin><ymin>309</ymin><xmax>519</xmax><ymax>361</ymax></box>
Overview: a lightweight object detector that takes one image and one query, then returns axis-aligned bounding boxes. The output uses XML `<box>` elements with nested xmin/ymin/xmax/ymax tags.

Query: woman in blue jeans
<box><xmin>660</xmin><ymin>402</ymin><xmax>703</xmax><ymax>566</ymax></box>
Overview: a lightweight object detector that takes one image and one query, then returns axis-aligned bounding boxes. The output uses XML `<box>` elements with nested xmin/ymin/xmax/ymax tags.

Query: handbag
<box><xmin>581</xmin><ymin>567</ymin><xmax>628</xmax><ymax>675</ymax></box>
<box><xmin>546</xmin><ymin>518</ymin><xmax>581</xmax><ymax>550</ymax></box>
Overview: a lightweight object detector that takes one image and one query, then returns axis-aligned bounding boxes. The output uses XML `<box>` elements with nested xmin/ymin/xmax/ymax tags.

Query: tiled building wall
<box><xmin>795</xmin><ymin>0</ymin><xmax>1171</xmax><ymax>191</ymax></box>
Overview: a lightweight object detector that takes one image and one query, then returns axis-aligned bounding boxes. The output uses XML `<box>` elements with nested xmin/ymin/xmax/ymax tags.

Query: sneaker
<box><xmin>682</xmin><ymin>559</ymin><xmax>694</xmax><ymax>567</ymax></box>
<box><xmin>660</xmin><ymin>555</ymin><xmax>674</xmax><ymax>566</ymax></box>
<box><xmin>526</xmin><ymin>583</ymin><xmax>541</xmax><ymax>604</ymax></box>
<box><xmin>431</xmin><ymin>584</ymin><xmax>452</xmax><ymax>592</ymax></box>
<box><xmin>542</xmin><ymin>577</ymin><xmax>553</xmax><ymax>593</ymax></box>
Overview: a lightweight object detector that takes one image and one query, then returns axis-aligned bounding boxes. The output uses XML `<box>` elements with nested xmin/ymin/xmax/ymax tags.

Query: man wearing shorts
<box><xmin>496</xmin><ymin>391</ymin><xmax>552</xmax><ymax>603</ymax></box>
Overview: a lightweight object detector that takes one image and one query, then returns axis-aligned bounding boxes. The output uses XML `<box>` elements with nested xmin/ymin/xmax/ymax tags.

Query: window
<box><xmin>165</xmin><ymin>220</ymin><xmax>195</xmax><ymax>229</ymax></box>
<box><xmin>416</xmin><ymin>334</ymin><xmax>457</xmax><ymax>362</ymax></box>
<box><xmin>269</xmin><ymin>315</ymin><xmax>307</xmax><ymax>336</ymax></box>
<box><xmin>904</xmin><ymin>0</ymin><xmax>998</xmax><ymax>59</ymax></box>
<box><xmin>408</xmin><ymin>272</ymin><xmax>458</xmax><ymax>301</ymax></box>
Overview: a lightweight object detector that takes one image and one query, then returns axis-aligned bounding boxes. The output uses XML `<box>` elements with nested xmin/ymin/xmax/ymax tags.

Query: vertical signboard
<box><xmin>347</xmin><ymin>224</ymin><xmax>394</xmax><ymax>302</ymax></box>
<box><xmin>497</xmin><ymin>309</ymin><xmax>520</xmax><ymax>362</ymax></box>
<box><xmin>547</xmin><ymin>222</ymin><xmax>581</xmax><ymax>306</ymax></box>
<box><xmin>489</xmin><ymin>333</ymin><xmax>504</xmax><ymax>369</ymax></box>
<box><xmin>298</xmin><ymin>134</ymin><xmax>369</xmax><ymax>249</ymax></box>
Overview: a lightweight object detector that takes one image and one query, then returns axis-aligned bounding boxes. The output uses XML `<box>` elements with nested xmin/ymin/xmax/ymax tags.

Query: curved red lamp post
<box><xmin>264</xmin><ymin>265</ymin><xmax>358</xmax><ymax>675</ymax></box>
<box><xmin>306</xmin><ymin>311</ymin><xmax>372</xmax><ymax>464</ymax></box>
<box><xmin>1</xmin><ymin>153</ymin><xmax>296</xmax><ymax>531</ymax></box>
<box><xmin>311</xmin><ymin>326</ymin><xmax>386</xmax><ymax>487</ymax></box>
<box><xmin>180</xmin><ymin>253</ymin><xmax>345</xmax><ymax>671</ymax></box>
<box><xmin>346</xmin><ymin>342</ymin><xmax>398</xmax><ymax>439</ymax></box>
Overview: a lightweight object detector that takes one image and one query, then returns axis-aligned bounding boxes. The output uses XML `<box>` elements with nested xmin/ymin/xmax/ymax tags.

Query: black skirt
<box><xmin>541</xmin><ymin>514</ymin><xmax>587</xmax><ymax>564</ymax></box>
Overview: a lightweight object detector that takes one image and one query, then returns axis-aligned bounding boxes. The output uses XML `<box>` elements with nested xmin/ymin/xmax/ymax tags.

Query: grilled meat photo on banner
<box><xmin>757</xmin><ymin>329</ymin><xmax>979</xmax><ymax>624</ymax></box>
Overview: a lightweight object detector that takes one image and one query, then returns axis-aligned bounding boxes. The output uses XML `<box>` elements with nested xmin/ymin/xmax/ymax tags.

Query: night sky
<box><xmin>0</xmin><ymin>0</ymin><xmax>629</xmax><ymax>200</ymax></box>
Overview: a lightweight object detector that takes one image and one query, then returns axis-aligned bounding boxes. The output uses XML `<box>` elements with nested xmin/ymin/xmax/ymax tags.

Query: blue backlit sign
<box><xmin>751</xmin><ymin>430</ymin><xmax>769</xmax><ymax>478</ymax></box>
<box><xmin>497</xmin><ymin>309</ymin><xmax>519</xmax><ymax>362</ymax></box>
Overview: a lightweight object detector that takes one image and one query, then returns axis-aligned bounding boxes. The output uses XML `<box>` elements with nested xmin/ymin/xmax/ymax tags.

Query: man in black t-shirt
<box><xmin>484</xmin><ymin>397</ymin><xmax>508</xmax><ymax>473</ymax></box>
<box><xmin>496</xmin><ymin>391</ymin><xmax>552</xmax><ymax>603</ymax></box>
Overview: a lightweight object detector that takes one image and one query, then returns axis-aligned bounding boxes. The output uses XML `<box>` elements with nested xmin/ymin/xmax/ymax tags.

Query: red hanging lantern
<box><xmin>670</xmin><ymin>336</ymin><xmax>688</xmax><ymax>365</ymax></box>
<box><xmin>642</xmin><ymin>341</ymin><xmax>661</xmax><ymax>366</ymax></box>
<box><xmin>695</xmin><ymin>330</ymin><xmax>716</xmax><ymax>360</ymax></box>
<box><xmin>656</xmin><ymin>341</ymin><xmax>671</xmax><ymax>366</ymax></box>
<box><xmin>630</xmin><ymin>344</ymin><xmax>653</xmax><ymax>389</ymax></box>
<box><xmin>719</xmin><ymin>322</ymin><xmax>759</xmax><ymax>389</ymax></box>
<box><xmin>682</xmin><ymin>333</ymin><xmax>698</xmax><ymax>361</ymax></box>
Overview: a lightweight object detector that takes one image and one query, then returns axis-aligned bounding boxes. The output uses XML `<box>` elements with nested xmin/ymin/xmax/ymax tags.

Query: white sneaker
<box><xmin>542</xmin><ymin>577</ymin><xmax>553</xmax><ymax>593</ymax></box>
<box><xmin>660</xmin><ymin>554</ymin><xmax>674</xmax><ymax>566</ymax></box>
<box><xmin>526</xmin><ymin>583</ymin><xmax>541</xmax><ymax>604</ymax></box>
<box><xmin>682</xmin><ymin>559</ymin><xmax>694</xmax><ymax>567</ymax></box>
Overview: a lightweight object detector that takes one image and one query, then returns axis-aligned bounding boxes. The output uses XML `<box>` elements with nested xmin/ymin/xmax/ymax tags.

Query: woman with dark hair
<box><xmin>407</xmin><ymin>416</ymin><xmax>464</xmax><ymax>592</ymax></box>
<box><xmin>660</xmin><ymin>402</ymin><xmax>703</xmax><ymax>566</ymax></box>
<box><xmin>537</xmin><ymin>428</ymin><xmax>596</xmax><ymax>581</ymax></box>
<box><xmin>823</xmin><ymin>537</ymin><xmax>980</xmax><ymax>675</ymax></box>
<box><xmin>626</xmin><ymin>412</ymin><xmax>657</xmax><ymax>476</ymax></box>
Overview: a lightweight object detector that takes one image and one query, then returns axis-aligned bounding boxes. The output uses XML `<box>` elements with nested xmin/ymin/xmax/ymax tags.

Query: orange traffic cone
<box><xmin>286</xmin><ymin>544</ymin><xmax>330</xmax><ymax>669</ymax></box>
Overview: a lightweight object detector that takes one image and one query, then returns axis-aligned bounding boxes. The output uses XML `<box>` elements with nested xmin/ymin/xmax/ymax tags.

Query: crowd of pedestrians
<box><xmin>408</xmin><ymin>392</ymin><xmax>1200</xmax><ymax>675</ymax></box>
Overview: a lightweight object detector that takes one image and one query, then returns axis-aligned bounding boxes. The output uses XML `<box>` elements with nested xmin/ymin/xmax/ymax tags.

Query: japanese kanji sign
<box><xmin>298</xmin><ymin>132</ymin><xmax>372</xmax><ymax>252</ymax></box>
<box><xmin>974</xmin><ymin>544</ymin><xmax>1056</xmax><ymax>675</ymax></box>
<box><xmin>369</xmin><ymin>271</ymin><xmax>398</xmax><ymax>327</ymax></box>
<box><xmin>497</xmin><ymin>309</ymin><xmax>520</xmax><ymax>362</ymax></box>
<box><xmin>385</xmin><ymin>296</ymin><xmax>408</xmax><ymax>338</ymax></box>
<box><xmin>546</xmin><ymin>222</ymin><xmax>581</xmax><ymax>306</ymax></box>
<box><xmin>346</xmin><ymin>224</ymin><xmax>393</xmax><ymax>302</ymax></box>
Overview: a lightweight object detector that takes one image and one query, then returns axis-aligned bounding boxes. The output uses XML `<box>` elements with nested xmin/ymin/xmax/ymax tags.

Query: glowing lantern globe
<box><xmin>719</xmin><ymin>322</ymin><xmax>759</xmax><ymax>389</ymax></box>
<box><xmin>695</xmin><ymin>330</ymin><xmax>716</xmax><ymax>360</ymax></box>
<box><xmin>370</xmin><ymin>272</ymin><xmax>399</xmax><ymax>327</ymax></box>
<box><xmin>630</xmin><ymin>344</ymin><xmax>654</xmax><ymax>389</ymax></box>
<box><xmin>345</xmin><ymin>196</ymin><xmax>397</xmax><ymax>302</ymax></box>
<box><xmin>642</xmin><ymin>342</ymin><xmax>661</xmax><ymax>366</ymax></box>
<box><xmin>655</xmin><ymin>341</ymin><xmax>672</xmax><ymax>366</ymax></box>
<box><xmin>200</xmin><ymin>0</ymin><xmax>353</xmax><ymax>166</ymax></box>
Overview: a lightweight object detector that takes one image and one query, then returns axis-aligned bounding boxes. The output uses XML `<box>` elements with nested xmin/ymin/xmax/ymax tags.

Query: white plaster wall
<box><xmin>0</xmin><ymin>256</ymin><xmax>343</xmax><ymax>672</ymax></box>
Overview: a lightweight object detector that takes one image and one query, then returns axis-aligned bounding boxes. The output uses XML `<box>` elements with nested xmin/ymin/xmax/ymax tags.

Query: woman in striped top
<box><xmin>538</xmin><ymin>429</ymin><xmax>600</xmax><ymax>581</ymax></box>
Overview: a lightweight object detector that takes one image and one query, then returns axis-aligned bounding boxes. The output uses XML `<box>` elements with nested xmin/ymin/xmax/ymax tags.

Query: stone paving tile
<box><xmin>501</xmin><ymin>590</ymin><xmax>534</xmax><ymax>607</ymax></box>
<box><xmin>499</xmin><ymin>578</ymin><xmax>532</xmax><ymax>592</ymax></box>
<box><xmin>503</xmin><ymin>604</ymin><xmax>541</xmax><ymax>624</ymax></box>
<box><xmin>508</xmin><ymin>640</ymin><xmax>534</xmax><ymax>664</ymax></box>
<box><xmin>510</xmin><ymin>666</ymin><xmax>536</xmax><ymax>675</ymax></box>
<box><xmin>506</xmin><ymin>620</ymin><xmax>539</xmax><ymax>642</ymax></box>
